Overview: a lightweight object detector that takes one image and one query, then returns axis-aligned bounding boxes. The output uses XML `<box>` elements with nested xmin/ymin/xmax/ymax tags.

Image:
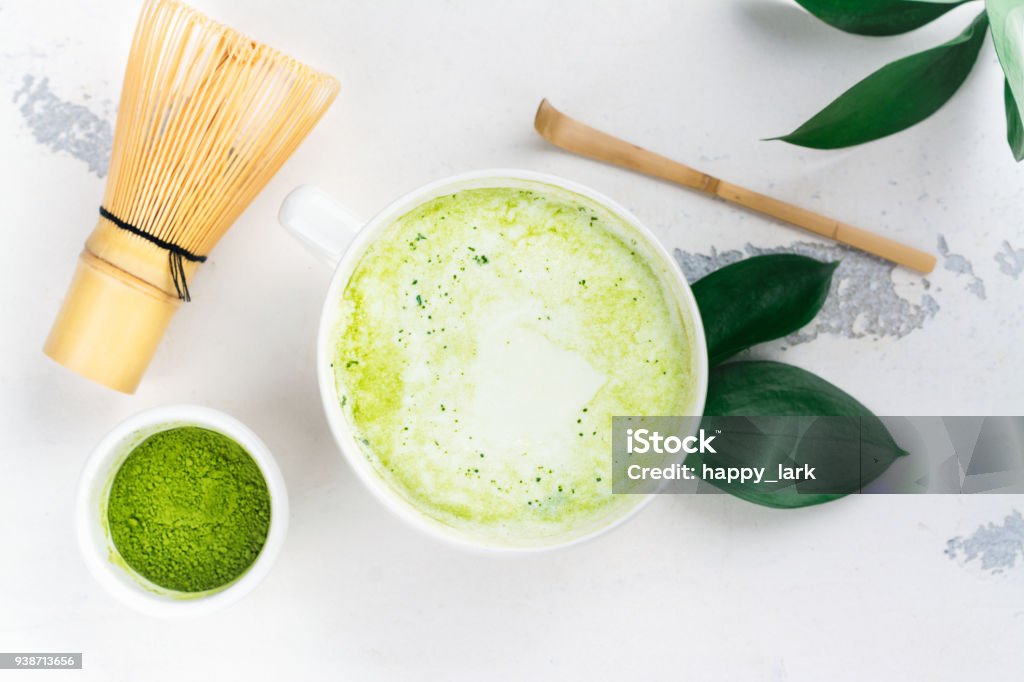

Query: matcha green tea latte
<box><xmin>332</xmin><ymin>184</ymin><xmax>698</xmax><ymax>544</ymax></box>
<box><xmin>105</xmin><ymin>427</ymin><xmax>271</xmax><ymax>593</ymax></box>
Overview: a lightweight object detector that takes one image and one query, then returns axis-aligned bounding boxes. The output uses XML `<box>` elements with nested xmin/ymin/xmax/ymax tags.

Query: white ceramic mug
<box><xmin>280</xmin><ymin>169</ymin><xmax>708</xmax><ymax>550</ymax></box>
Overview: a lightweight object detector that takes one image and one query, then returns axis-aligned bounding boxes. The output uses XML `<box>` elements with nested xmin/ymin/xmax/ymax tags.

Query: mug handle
<box><xmin>278</xmin><ymin>185</ymin><xmax>364</xmax><ymax>268</ymax></box>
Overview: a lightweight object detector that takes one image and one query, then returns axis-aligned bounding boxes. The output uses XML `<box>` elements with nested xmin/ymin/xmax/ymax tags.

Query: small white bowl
<box><xmin>75</xmin><ymin>405</ymin><xmax>289</xmax><ymax>617</ymax></box>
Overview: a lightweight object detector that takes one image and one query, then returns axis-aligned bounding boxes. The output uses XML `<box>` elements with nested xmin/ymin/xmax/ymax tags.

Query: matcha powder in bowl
<box><xmin>106</xmin><ymin>426</ymin><xmax>272</xmax><ymax>594</ymax></box>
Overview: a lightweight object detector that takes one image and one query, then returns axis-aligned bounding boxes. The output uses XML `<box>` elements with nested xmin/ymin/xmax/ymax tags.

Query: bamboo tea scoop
<box><xmin>534</xmin><ymin>99</ymin><xmax>936</xmax><ymax>274</ymax></box>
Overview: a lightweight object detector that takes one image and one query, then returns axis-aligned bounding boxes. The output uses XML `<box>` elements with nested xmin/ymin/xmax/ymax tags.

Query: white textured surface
<box><xmin>1</xmin><ymin>0</ymin><xmax>1021</xmax><ymax>679</ymax></box>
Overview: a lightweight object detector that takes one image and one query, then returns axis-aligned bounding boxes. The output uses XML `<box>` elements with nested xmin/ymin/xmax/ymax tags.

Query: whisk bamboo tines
<box><xmin>45</xmin><ymin>0</ymin><xmax>339</xmax><ymax>393</ymax></box>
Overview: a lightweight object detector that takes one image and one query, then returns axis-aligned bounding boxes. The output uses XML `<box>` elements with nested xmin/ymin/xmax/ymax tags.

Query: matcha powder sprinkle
<box><xmin>106</xmin><ymin>426</ymin><xmax>271</xmax><ymax>593</ymax></box>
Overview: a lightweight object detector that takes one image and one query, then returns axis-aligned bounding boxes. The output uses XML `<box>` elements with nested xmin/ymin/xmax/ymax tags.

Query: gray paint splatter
<box><xmin>946</xmin><ymin>510</ymin><xmax>1024</xmax><ymax>574</ymax></box>
<box><xmin>995</xmin><ymin>241</ymin><xmax>1024</xmax><ymax>280</ymax></box>
<box><xmin>674</xmin><ymin>242</ymin><xmax>939</xmax><ymax>344</ymax></box>
<box><xmin>13</xmin><ymin>75</ymin><xmax>112</xmax><ymax>177</ymax></box>
<box><xmin>937</xmin><ymin>235</ymin><xmax>986</xmax><ymax>299</ymax></box>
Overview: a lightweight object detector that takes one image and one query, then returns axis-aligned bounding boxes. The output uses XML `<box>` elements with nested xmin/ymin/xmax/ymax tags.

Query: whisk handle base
<box><xmin>44</xmin><ymin>251</ymin><xmax>179</xmax><ymax>394</ymax></box>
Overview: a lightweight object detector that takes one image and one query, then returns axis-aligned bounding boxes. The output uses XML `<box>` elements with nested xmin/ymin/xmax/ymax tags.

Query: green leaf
<box><xmin>692</xmin><ymin>254</ymin><xmax>838</xmax><ymax>366</ymax></box>
<box><xmin>771</xmin><ymin>11</ymin><xmax>989</xmax><ymax>149</ymax></box>
<box><xmin>689</xmin><ymin>361</ymin><xmax>908</xmax><ymax>508</ymax></box>
<box><xmin>989</xmin><ymin>1</ymin><xmax>1024</xmax><ymax>160</ymax></box>
<box><xmin>794</xmin><ymin>0</ymin><xmax>970</xmax><ymax>36</ymax></box>
<box><xmin>1005</xmin><ymin>79</ymin><xmax>1024</xmax><ymax>161</ymax></box>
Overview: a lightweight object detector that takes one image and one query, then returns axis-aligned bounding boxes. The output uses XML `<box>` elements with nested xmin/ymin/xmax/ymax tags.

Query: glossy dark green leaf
<box><xmin>692</xmin><ymin>254</ymin><xmax>838</xmax><ymax>366</ymax></box>
<box><xmin>688</xmin><ymin>361</ymin><xmax>908</xmax><ymax>508</ymax></box>
<box><xmin>989</xmin><ymin>1</ymin><xmax>1024</xmax><ymax>160</ymax></box>
<box><xmin>794</xmin><ymin>0</ymin><xmax>969</xmax><ymax>36</ymax></box>
<box><xmin>1005</xmin><ymin>79</ymin><xmax>1024</xmax><ymax>161</ymax></box>
<box><xmin>771</xmin><ymin>11</ymin><xmax>989</xmax><ymax>149</ymax></box>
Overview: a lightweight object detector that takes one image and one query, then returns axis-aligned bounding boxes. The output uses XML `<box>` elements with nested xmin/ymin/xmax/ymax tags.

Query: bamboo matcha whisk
<box><xmin>45</xmin><ymin>0</ymin><xmax>339</xmax><ymax>393</ymax></box>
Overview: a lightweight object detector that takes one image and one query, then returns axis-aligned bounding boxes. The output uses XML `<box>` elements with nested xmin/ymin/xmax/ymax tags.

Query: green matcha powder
<box><xmin>106</xmin><ymin>426</ymin><xmax>271</xmax><ymax>593</ymax></box>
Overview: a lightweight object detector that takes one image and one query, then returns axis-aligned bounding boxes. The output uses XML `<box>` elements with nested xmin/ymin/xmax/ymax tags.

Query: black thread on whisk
<box><xmin>99</xmin><ymin>206</ymin><xmax>207</xmax><ymax>302</ymax></box>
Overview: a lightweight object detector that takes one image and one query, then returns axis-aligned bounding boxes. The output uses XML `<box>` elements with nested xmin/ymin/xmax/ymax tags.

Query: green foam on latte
<box><xmin>332</xmin><ymin>183</ymin><xmax>697</xmax><ymax>545</ymax></box>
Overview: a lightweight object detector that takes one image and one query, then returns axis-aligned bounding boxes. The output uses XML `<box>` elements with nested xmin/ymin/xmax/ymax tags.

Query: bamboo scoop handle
<box><xmin>534</xmin><ymin>99</ymin><xmax>936</xmax><ymax>274</ymax></box>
